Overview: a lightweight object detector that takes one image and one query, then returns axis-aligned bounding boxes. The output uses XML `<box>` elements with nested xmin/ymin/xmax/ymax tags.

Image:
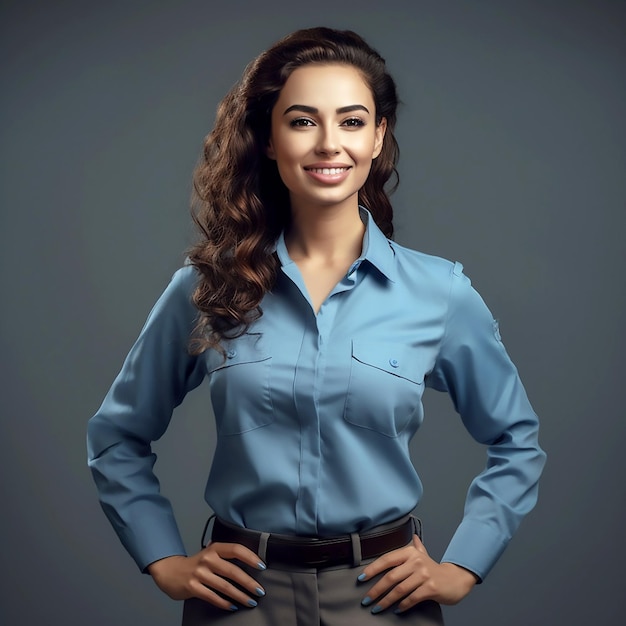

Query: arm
<box><xmin>87</xmin><ymin>265</ymin><xmax>267</xmax><ymax>609</ymax></box>
<box><xmin>359</xmin><ymin>263</ymin><xmax>546</xmax><ymax>612</ymax></box>
<box><xmin>87</xmin><ymin>265</ymin><xmax>206</xmax><ymax>571</ymax></box>
<box><xmin>431</xmin><ymin>265</ymin><xmax>546</xmax><ymax>580</ymax></box>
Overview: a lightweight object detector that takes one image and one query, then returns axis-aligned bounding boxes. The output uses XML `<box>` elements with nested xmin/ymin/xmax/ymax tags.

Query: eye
<box><xmin>289</xmin><ymin>117</ymin><xmax>315</xmax><ymax>128</ymax></box>
<box><xmin>341</xmin><ymin>117</ymin><xmax>366</xmax><ymax>128</ymax></box>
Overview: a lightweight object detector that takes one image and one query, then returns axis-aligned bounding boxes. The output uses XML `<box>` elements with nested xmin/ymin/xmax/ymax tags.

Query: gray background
<box><xmin>1</xmin><ymin>0</ymin><xmax>624</xmax><ymax>624</ymax></box>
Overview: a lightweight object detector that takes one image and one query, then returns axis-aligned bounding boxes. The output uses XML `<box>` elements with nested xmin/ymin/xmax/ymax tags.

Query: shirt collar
<box><xmin>356</xmin><ymin>206</ymin><xmax>396</xmax><ymax>282</ymax></box>
<box><xmin>274</xmin><ymin>206</ymin><xmax>396</xmax><ymax>283</ymax></box>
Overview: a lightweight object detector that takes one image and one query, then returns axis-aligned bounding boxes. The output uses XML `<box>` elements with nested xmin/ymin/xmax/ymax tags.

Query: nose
<box><xmin>316</xmin><ymin>124</ymin><xmax>340</xmax><ymax>155</ymax></box>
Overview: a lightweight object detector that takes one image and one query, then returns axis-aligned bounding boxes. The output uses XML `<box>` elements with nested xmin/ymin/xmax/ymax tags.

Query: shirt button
<box><xmin>227</xmin><ymin>349</ymin><xmax>237</xmax><ymax>359</ymax></box>
<box><xmin>389</xmin><ymin>358</ymin><xmax>399</xmax><ymax>368</ymax></box>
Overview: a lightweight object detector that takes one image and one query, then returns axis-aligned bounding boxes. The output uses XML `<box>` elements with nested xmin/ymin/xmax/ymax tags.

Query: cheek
<box><xmin>273</xmin><ymin>141</ymin><xmax>300</xmax><ymax>172</ymax></box>
<box><xmin>275</xmin><ymin>163</ymin><xmax>296</xmax><ymax>190</ymax></box>
<box><xmin>352</xmin><ymin>146</ymin><xmax>378</xmax><ymax>180</ymax></box>
<box><xmin>350</xmin><ymin>132</ymin><xmax>379</xmax><ymax>161</ymax></box>
<box><xmin>272</xmin><ymin>127</ymin><xmax>307</xmax><ymax>158</ymax></box>
<box><xmin>272</xmin><ymin>143</ymin><xmax>302</xmax><ymax>189</ymax></box>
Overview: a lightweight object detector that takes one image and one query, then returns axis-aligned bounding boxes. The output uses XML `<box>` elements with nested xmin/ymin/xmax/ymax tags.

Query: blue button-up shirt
<box><xmin>87</xmin><ymin>208</ymin><xmax>545</xmax><ymax>581</ymax></box>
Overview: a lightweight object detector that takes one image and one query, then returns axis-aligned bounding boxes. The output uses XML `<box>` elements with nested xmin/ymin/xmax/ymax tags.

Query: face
<box><xmin>267</xmin><ymin>64</ymin><xmax>386</xmax><ymax>214</ymax></box>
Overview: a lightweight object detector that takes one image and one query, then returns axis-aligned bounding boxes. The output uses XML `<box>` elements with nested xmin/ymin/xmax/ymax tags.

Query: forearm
<box><xmin>88</xmin><ymin>434</ymin><xmax>188</xmax><ymax>571</ymax></box>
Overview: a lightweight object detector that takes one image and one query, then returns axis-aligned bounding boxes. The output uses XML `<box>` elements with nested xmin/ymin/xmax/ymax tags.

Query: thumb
<box><xmin>412</xmin><ymin>533</ymin><xmax>428</xmax><ymax>554</ymax></box>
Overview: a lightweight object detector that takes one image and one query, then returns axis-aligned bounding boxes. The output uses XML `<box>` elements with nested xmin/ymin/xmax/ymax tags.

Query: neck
<box><xmin>285</xmin><ymin>201</ymin><xmax>365</xmax><ymax>262</ymax></box>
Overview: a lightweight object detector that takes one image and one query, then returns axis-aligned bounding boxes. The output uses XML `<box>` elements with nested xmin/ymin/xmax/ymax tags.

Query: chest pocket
<box><xmin>343</xmin><ymin>340</ymin><xmax>425</xmax><ymax>438</ymax></box>
<box><xmin>207</xmin><ymin>337</ymin><xmax>273</xmax><ymax>436</ymax></box>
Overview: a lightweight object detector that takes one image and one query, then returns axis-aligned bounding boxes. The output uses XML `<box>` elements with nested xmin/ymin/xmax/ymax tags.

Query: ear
<box><xmin>372</xmin><ymin>117</ymin><xmax>387</xmax><ymax>159</ymax></box>
<box><xmin>266</xmin><ymin>138</ymin><xmax>276</xmax><ymax>160</ymax></box>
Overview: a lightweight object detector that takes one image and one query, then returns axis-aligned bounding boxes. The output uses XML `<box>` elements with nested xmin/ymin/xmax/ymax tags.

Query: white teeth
<box><xmin>309</xmin><ymin>167</ymin><xmax>348</xmax><ymax>175</ymax></box>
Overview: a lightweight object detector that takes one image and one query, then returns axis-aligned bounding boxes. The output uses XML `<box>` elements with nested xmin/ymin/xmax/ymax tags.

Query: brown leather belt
<box><xmin>209</xmin><ymin>516</ymin><xmax>415</xmax><ymax>568</ymax></box>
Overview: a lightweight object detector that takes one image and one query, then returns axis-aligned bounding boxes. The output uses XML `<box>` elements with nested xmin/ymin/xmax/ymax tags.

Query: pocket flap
<box><xmin>351</xmin><ymin>340</ymin><xmax>425</xmax><ymax>384</ymax></box>
<box><xmin>208</xmin><ymin>337</ymin><xmax>271</xmax><ymax>373</ymax></box>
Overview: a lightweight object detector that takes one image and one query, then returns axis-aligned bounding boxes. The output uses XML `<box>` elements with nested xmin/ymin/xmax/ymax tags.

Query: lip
<box><xmin>303</xmin><ymin>162</ymin><xmax>352</xmax><ymax>184</ymax></box>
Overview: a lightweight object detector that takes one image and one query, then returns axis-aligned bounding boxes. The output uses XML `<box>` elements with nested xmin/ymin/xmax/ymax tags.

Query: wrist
<box><xmin>147</xmin><ymin>554</ymin><xmax>186</xmax><ymax>577</ymax></box>
<box><xmin>440</xmin><ymin>562</ymin><xmax>479</xmax><ymax>592</ymax></box>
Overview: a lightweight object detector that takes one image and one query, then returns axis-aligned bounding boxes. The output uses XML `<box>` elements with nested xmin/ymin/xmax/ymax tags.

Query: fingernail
<box><xmin>361</xmin><ymin>596</ymin><xmax>373</xmax><ymax>607</ymax></box>
<box><xmin>371</xmin><ymin>605</ymin><xmax>383</xmax><ymax>614</ymax></box>
<box><xmin>256</xmin><ymin>587</ymin><xmax>266</xmax><ymax>597</ymax></box>
<box><xmin>357</xmin><ymin>573</ymin><xmax>367</xmax><ymax>581</ymax></box>
<box><xmin>257</xmin><ymin>562</ymin><xmax>267</xmax><ymax>570</ymax></box>
<box><xmin>229</xmin><ymin>605</ymin><xmax>238</xmax><ymax>612</ymax></box>
<box><xmin>393</xmin><ymin>608</ymin><xmax>403</xmax><ymax>614</ymax></box>
<box><xmin>247</xmin><ymin>599</ymin><xmax>258</xmax><ymax>607</ymax></box>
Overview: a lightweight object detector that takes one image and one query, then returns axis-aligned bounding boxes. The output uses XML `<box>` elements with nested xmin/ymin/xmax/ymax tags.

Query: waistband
<box><xmin>204</xmin><ymin>515</ymin><xmax>418</xmax><ymax>569</ymax></box>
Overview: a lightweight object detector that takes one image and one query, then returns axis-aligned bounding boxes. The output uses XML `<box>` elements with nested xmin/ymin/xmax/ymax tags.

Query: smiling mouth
<box><xmin>304</xmin><ymin>167</ymin><xmax>351</xmax><ymax>175</ymax></box>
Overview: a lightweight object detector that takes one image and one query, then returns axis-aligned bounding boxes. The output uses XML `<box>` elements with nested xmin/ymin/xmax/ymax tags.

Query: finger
<box><xmin>357</xmin><ymin>545</ymin><xmax>416</xmax><ymax>581</ymax></box>
<box><xmin>209</xmin><ymin>542</ymin><xmax>267</xmax><ymax>570</ymax></box>
<box><xmin>197</xmin><ymin>569</ymin><xmax>262</xmax><ymax>608</ymax></box>
<box><xmin>411</xmin><ymin>534</ymin><xmax>428</xmax><ymax>553</ymax></box>
<box><xmin>204</xmin><ymin>556</ymin><xmax>266</xmax><ymax>598</ymax></box>
<box><xmin>393</xmin><ymin>583</ymin><xmax>438</xmax><ymax>614</ymax></box>
<box><xmin>188</xmin><ymin>577</ymin><xmax>242</xmax><ymax>612</ymax></box>
<box><xmin>360</xmin><ymin>563</ymin><xmax>423</xmax><ymax>609</ymax></box>
<box><xmin>357</xmin><ymin>537</ymin><xmax>429</xmax><ymax>585</ymax></box>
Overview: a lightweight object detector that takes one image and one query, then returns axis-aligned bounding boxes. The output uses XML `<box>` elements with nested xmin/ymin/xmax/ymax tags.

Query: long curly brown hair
<box><xmin>188</xmin><ymin>27</ymin><xmax>400</xmax><ymax>354</ymax></box>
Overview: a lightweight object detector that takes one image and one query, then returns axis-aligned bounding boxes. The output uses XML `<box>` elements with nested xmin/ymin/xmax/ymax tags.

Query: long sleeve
<box><xmin>87</xmin><ymin>265</ymin><xmax>206</xmax><ymax>571</ymax></box>
<box><xmin>427</xmin><ymin>264</ymin><xmax>546</xmax><ymax>581</ymax></box>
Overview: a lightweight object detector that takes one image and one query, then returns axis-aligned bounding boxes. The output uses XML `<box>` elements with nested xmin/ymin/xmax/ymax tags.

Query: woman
<box><xmin>87</xmin><ymin>27</ymin><xmax>546</xmax><ymax>625</ymax></box>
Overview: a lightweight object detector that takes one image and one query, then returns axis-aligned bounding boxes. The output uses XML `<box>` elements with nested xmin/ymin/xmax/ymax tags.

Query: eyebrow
<box><xmin>283</xmin><ymin>104</ymin><xmax>370</xmax><ymax>115</ymax></box>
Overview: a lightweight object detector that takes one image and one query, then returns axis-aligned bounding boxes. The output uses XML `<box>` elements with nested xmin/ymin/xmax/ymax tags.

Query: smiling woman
<box><xmin>266</xmin><ymin>64</ymin><xmax>389</xmax><ymax>311</ymax></box>
<box><xmin>87</xmin><ymin>27</ymin><xmax>545</xmax><ymax>626</ymax></box>
<box><xmin>267</xmin><ymin>65</ymin><xmax>386</xmax><ymax>218</ymax></box>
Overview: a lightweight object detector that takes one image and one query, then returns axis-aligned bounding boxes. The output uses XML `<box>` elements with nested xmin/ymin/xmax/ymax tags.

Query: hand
<box><xmin>147</xmin><ymin>542</ymin><xmax>266</xmax><ymax>611</ymax></box>
<box><xmin>358</xmin><ymin>535</ymin><xmax>478</xmax><ymax>614</ymax></box>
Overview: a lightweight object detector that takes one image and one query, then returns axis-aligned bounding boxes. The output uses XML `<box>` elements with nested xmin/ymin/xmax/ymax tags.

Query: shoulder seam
<box><xmin>439</xmin><ymin>261</ymin><xmax>464</xmax><ymax>355</ymax></box>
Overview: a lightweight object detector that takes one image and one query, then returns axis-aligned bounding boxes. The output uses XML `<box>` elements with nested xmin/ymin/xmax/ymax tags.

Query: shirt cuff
<box><xmin>440</xmin><ymin>518</ymin><xmax>509</xmax><ymax>582</ymax></box>
<box><xmin>118</xmin><ymin>506</ymin><xmax>188</xmax><ymax>573</ymax></box>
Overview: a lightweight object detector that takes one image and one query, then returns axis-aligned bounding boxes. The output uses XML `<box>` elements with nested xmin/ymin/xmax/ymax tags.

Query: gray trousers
<box><xmin>182</xmin><ymin>519</ymin><xmax>444</xmax><ymax>625</ymax></box>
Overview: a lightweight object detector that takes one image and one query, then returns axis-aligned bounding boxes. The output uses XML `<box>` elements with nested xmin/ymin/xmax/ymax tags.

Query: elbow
<box><xmin>86</xmin><ymin>414</ymin><xmax>126</xmax><ymax>464</ymax></box>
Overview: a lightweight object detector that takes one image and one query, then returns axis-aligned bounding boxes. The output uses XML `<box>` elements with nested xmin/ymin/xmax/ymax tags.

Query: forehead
<box><xmin>276</xmin><ymin>64</ymin><xmax>374</xmax><ymax>108</ymax></box>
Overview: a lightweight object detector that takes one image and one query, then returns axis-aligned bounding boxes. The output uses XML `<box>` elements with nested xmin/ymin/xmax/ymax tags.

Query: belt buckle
<box><xmin>273</xmin><ymin>535</ymin><xmax>346</xmax><ymax>568</ymax></box>
<box><xmin>307</xmin><ymin>550</ymin><xmax>335</xmax><ymax>567</ymax></box>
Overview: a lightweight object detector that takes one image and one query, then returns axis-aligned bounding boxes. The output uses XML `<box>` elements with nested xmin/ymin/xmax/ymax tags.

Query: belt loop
<box><xmin>350</xmin><ymin>532</ymin><xmax>362</xmax><ymax>567</ymax></box>
<box><xmin>410</xmin><ymin>515</ymin><xmax>423</xmax><ymax>541</ymax></box>
<box><xmin>201</xmin><ymin>514</ymin><xmax>216</xmax><ymax>549</ymax></box>
<box><xmin>258</xmin><ymin>532</ymin><xmax>270</xmax><ymax>563</ymax></box>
